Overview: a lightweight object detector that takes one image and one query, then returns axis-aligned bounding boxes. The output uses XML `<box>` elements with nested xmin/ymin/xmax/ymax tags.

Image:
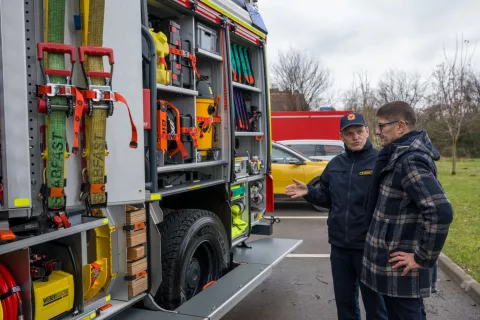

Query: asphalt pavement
<box><xmin>223</xmin><ymin>201</ymin><xmax>479</xmax><ymax>320</ymax></box>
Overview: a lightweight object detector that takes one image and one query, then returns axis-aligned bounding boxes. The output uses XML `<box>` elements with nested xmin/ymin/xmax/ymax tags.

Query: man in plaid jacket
<box><xmin>361</xmin><ymin>101</ymin><xmax>454</xmax><ymax>319</ymax></box>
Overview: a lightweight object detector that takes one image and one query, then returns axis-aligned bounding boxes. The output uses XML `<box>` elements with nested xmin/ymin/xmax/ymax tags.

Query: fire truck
<box><xmin>0</xmin><ymin>0</ymin><xmax>302</xmax><ymax>319</ymax></box>
<box><xmin>272</xmin><ymin>110</ymin><xmax>353</xmax><ymax>141</ymax></box>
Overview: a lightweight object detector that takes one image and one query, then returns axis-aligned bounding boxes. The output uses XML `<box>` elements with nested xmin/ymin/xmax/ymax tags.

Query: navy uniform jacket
<box><xmin>304</xmin><ymin>140</ymin><xmax>378</xmax><ymax>250</ymax></box>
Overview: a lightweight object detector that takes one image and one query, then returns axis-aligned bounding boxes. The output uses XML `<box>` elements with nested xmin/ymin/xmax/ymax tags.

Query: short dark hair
<box><xmin>376</xmin><ymin>101</ymin><xmax>416</xmax><ymax>129</ymax></box>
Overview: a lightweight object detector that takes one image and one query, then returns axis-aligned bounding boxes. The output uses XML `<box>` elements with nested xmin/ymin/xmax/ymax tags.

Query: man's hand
<box><xmin>389</xmin><ymin>252</ymin><xmax>421</xmax><ymax>276</ymax></box>
<box><xmin>285</xmin><ymin>179</ymin><xmax>308</xmax><ymax>198</ymax></box>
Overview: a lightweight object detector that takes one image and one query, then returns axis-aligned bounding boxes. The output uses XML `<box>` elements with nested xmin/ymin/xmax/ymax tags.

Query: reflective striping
<box><xmin>150</xmin><ymin>193</ymin><xmax>161</xmax><ymax>201</ymax></box>
<box><xmin>14</xmin><ymin>198</ymin><xmax>30</xmax><ymax>207</ymax></box>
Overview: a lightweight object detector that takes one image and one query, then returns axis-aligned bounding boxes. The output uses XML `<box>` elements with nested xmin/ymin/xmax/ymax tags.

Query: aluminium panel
<box><xmin>232</xmin><ymin>237</ymin><xmax>303</xmax><ymax>267</ymax></box>
<box><xmin>98</xmin><ymin>0</ymin><xmax>146</xmax><ymax>204</ymax></box>
<box><xmin>0</xmin><ymin>0</ymin><xmax>32</xmax><ymax>212</ymax></box>
<box><xmin>175</xmin><ymin>263</ymin><xmax>271</xmax><ymax>320</ymax></box>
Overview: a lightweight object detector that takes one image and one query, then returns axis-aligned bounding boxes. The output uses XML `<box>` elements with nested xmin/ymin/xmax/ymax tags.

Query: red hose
<box><xmin>0</xmin><ymin>263</ymin><xmax>23</xmax><ymax>320</ymax></box>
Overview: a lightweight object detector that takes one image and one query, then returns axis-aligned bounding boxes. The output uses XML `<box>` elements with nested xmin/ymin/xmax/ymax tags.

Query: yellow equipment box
<box><xmin>33</xmin><ymin>270</ymin><xmax>74</xmax><ymax>320</ymax></box>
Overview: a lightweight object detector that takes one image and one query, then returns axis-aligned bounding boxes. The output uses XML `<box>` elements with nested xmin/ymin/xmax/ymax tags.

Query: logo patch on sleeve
<box><xmin>359</xmin><ymin>170</ymin><xmax>373</xmax><ymax>176</ymax></box>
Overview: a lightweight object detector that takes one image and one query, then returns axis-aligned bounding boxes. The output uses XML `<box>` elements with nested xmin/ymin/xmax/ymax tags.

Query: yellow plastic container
<box><xmin>149</xmin><ymin>28</ymin><xmax>171</xmax><ymax>85</ymax></box>
<box><xmin>196</xmin><ymin>97</ymin><xmax>216</xmax><ymax>156</ymax></box>
<box><xmin>33</xmin><ymin>270</ymin><xmax>74</xmax><ymax>320</ymax></box>
<box><xmin>94</xmin><ymin>224</ymin><xmax>117</xmax><ymax>292</ymax></box>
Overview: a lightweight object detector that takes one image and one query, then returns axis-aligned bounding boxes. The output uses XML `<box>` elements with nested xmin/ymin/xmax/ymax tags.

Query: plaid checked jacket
<box><xmin>361</xmin><ymin>130</ymin><xmax>454</xmax><ymax>298</ymax></box>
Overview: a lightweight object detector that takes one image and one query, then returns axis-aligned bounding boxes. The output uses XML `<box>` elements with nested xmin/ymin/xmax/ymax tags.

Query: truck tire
<box><xmin>155</xmin><ymin>209</ymin><xmax>229</xmax><ymax>310</ymax></box>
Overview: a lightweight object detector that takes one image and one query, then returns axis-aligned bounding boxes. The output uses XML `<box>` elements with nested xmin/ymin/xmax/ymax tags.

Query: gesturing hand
<box><xmin>285</xmin><ymin>179</ymin><xmax>309</xmax><ymax>199</ymax></box>
<box><xmin>389</xmin><ymin>252</ymin><xmax>421</xmax><ymax>276</ymax></box>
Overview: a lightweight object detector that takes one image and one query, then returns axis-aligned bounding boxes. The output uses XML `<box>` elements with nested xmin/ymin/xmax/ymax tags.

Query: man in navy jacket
<box><xmin>286</xmin><ymin>113</ymin><xmax>387</xmax><ymax>320</ymax></box>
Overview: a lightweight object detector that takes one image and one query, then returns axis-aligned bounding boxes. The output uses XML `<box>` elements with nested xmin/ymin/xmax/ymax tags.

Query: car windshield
<box><xmin>285</xmin><ymin>143</ymin><xmax>344</xmax><ymax>157</ymax></box>
<box><xmin>324</xmin><ymin>145</ymin><xmax>344</xmax><ymax>156</ymax></box>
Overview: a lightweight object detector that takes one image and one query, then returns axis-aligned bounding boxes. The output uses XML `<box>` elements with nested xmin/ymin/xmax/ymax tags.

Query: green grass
<box><xmin>437</xmin><ymin>158</ymin><xmax>480</xmax><ymax>282</ymax></box>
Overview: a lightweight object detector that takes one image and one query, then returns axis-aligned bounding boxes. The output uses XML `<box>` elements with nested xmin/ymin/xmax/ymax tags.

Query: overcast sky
<box><xmin>257</xmin><ymin>0</ymin><xmax>480</xmax><ymax>106</ymax></box>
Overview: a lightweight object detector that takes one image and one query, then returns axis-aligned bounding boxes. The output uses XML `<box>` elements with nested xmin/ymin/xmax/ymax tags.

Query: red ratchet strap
<box><xmin>196</xmin><ymin>116</ymin><xmax>221</xmax><ymax>138</ymax></box>
<box><xmin>169</xmin><ymin>47</ymin><xmax>200</xmax><ymax>79</ymax></box>
<box><xmin>36</xmin><ymin>83</ymin><xmax>85</xmax><ymax>153</ymax></box>
<box><xmin>169</xmin><ymin>134</ymin><xmax>188</xmax><ymax>159</ymax></box>
<box><xmin>75</xmin><ymin>90</ymin><xmax>138</xmax><ymax>151</ymax></box>
<box><xmin>36</xmin><ymin>43</ymin><xmax>86</xmax><ymax>155</ymax></box>
<box><xmin>181</xmin><ymin>127</ymin><xmax>198</xmax><ymax>147</ymax></box>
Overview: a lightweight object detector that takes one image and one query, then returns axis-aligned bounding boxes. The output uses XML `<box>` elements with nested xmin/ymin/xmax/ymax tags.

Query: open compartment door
<box><xmin>231</xmin><ymin>238</ymin><xmax>302</xmax><ymax>267</ymax></box>
<box><xmin>111</xmin><ymin>238</ymin><xmax>302</xmax><ymax>320</ymax></box>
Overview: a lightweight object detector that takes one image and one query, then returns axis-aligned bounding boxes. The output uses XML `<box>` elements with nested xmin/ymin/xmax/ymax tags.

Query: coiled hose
<box><xmin>0</xmin><ymin>263</ymin><xmax>23</xmax><ymax>320</ymax></box>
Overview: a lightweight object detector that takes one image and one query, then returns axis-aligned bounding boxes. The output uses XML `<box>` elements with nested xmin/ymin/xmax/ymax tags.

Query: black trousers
<box><xmin>330</xmin><ymin>245</ymin><xmax>388</xmax><ymax>320</ymax></box>
<box><xmin>383</xmin><ymin>295</ymin><xmax>427</xmax><ymax>320</ymax></box>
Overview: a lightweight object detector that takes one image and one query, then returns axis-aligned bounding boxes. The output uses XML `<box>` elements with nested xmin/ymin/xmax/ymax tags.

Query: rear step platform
<box><xmin>111</xmin><ymin>238</ymin><xmax>302</xmax><ymax>319</ymax></box>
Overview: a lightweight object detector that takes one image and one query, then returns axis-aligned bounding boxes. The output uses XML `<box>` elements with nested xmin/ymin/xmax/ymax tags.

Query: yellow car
<box><xmin>271</xmin><ymin>142</ymin><xmax>328</xmax><ymax>210</ymax></box>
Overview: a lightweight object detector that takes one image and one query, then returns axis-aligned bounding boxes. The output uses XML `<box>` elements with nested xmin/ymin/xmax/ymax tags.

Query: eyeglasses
<box><xmin>376</xmin><ymin>120</ymin><xmax>403</xmax><ymax>131</ymax></box>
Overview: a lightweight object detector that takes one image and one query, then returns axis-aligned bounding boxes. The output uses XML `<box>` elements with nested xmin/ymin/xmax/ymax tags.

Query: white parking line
<box><xmin>277</xmin><ymin>216</ymin><xmax>328</xmax><ymax>219</ymax></box>
<box><xmin>287</xmin><ymin>254</ymin><xmax>330</xmax><ymax>258</ymax></box>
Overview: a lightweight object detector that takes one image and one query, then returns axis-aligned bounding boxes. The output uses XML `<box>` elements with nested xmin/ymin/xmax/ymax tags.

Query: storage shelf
<box><xmin>195</xmin><ymin>47</ymin><xmax>223</xmax><ymax>61</ymax></box>
<box><xmin>93</xmin><ymin>293</ymin><xmax>147</xmax><ymax>320</ymax></box>
<box><xmin>0</xmin><ymin>216</ymin><xmax>108</xmax><ymax>256</ymax></box>
<box><xmin>158</xmin><ymin>160</ymin><xmax>227</xmax><ymax>173</ymax></box>
<box><xmin>235</xmin><ymin>131</ymin><xmax>264</xmax><ymax>137</ymax></box>
<box><xmin>232</xmin><ymin>82</ymin><xmax>262</xmax><ymax>93</ymax></box>
<box><xmin>159</xmin><ymin>178</ymin><xmax>226</xmax><ymax>197</ymax></box>
<box><xmin>234</xmin><ymin>174</ymin><xmax>265</xmax><ymax>184</ymax></box>
<box><xmin>65</xmin><ymin>293</ymin><xmax>111</xmax><ymax>320</ymax></box>
<box><xmin>157</xmin><ymin>83</ymin><xmax>198</xmax><ymax>96</ymax></box>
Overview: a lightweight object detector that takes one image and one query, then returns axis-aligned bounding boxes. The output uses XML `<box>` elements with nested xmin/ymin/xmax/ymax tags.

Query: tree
<box><xmin>429</xmin><ymin>37</ymin><xmax>479</xmax><ymax>175</ymax></box>
<box><xmin>271</xmin><ymin>47</ymin><xmax>333</xmax><ymax>110</ymax></box>
<box><xmin>377</xmin><ymin>69</ymin><xmax>428</xmax><ymax>110</ymax></box>
<box><xmin>342</xmin><ymin>69</ymin><xmax>380</xmax><ymax>146</ymax></box>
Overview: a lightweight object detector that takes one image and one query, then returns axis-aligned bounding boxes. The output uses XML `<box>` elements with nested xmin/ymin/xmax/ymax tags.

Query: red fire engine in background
<box><xmin>271</xmin><ymin>110</ymin><xmax>353</xmax><ymax>141</ymax></box>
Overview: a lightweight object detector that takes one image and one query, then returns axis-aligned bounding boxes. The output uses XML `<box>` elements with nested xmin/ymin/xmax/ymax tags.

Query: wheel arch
<box><xmin>158</xmin><ymin>183</ymin><xmax>232</xmax><ymax>243</ymax></box>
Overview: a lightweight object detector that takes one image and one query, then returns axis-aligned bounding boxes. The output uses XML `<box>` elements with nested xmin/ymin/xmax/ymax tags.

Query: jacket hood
<box><xmin>384</xmin><ymin>130</ymin><xmax>440</xmax><ymax>171</ymax></box>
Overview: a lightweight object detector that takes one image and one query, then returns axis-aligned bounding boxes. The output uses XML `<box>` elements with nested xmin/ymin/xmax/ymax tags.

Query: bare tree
<box><xmin>377</xmin><ymin>69</ymin><xmax>428</xmax><ymax>109</ymax></box>
<box><xmin>271</xmin><ymin>47</ymin><xmax>333</xmax><ymax>110</ymax></box>
<box><xmin>429</xmin><ymin>36</ymin><xmax>479</xmax><ymax>175</ymax></box>
<box><xmin>342</xmin><ymin>69</ymin><xmax>381</xmax><ymax>146</ymax></box>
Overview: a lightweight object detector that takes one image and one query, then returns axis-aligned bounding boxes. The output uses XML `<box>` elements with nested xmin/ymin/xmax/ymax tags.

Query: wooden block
<box><xmin>127</xmin><ymin>257</ymin><xmax>148</xmax><ymax>275</ymax></box>
<box><xmin>128</xmin><ymin>274</ymin><xmax>148</xmax><ymax>297</ymax></box>
<box><xmin>127</xmin><ymin>245</ymin><xmax>145</xmax><ymax>261</ymax></box>
<box><xmin>126</xmin><ymin>205</ymin><xmax>139</xmax><ymax>212</ymax></box>
<box><xmin>126</xmin><ymin>208</ymin><xmax>146</xmax><ymax>225</ymax></box>
<box><xmin>126</xmin><ymin>227</ymin><xmax>146</xmax><ymax>247</ymax></box>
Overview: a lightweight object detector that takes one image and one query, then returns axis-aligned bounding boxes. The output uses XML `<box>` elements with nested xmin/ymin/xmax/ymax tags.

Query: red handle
<box><xmin>78</xmin><ymin>46</ymin><xmax>114</xmax><ymax>64</ymax></box>
<box><xmin>37</xmin><ymin>42</ymin><xmax>76</xmax><ymax>63</ymax></box>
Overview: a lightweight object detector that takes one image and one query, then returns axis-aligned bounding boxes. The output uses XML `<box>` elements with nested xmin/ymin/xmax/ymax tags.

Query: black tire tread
<box><xmin>155</xmin><ymin>209</ymin><xmax>226</xmax><ymax>310</ymax></box>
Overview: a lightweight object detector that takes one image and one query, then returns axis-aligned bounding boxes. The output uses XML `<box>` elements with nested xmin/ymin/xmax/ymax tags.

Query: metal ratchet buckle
<box><xmin>44</xmin><ymin>84</ymin><xmax>74</xmax><ymax>97</ymax></box>
<box><xmin>90</xmin><ymin>88</ymin><xmax>116</xmax><ymax>102</ymax></box>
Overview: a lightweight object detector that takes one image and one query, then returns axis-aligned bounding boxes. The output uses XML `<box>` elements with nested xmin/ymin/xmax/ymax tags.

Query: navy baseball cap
<box><xmin>340</xmin><ymin>112</ymin><xmax>367</xmax><ymax>131</ymax></box>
